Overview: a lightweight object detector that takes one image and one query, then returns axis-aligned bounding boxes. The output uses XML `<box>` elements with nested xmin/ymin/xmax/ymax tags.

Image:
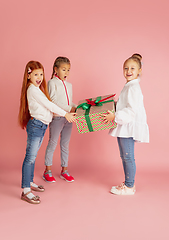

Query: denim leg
<box><xmin>117</xmin><ymin>138</ymin><xmax>127</xmax><ymax>176</ymax></box>
<box><xmin>30</xmin><ymin>136</ymin><xmax>44</xmax><ymax>183</ymax></box>
<box><xmin>117</xmin><ymin>137</ymin><xmax>136</xmax><ymax>188</ymax></box>
<box><xmin>45</xmin><ymin>117</ymin><xmax>63</xmax><ymax>166</ymax></box>
<box><xmin>22</xmin><ymin>118</ymin><xmax>47</xmax><ymax>188</ymax></box>
<box><xmin>60</xmin><ymin>120</ymin><xmax>72</xmax><ymax>167</ymax></box>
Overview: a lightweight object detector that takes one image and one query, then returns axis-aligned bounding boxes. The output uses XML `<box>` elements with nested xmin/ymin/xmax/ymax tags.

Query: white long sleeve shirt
<box><xmin>27</xmin><ymin>84</ymin><xmax>66</xmax><ymax>125</ymax></box>
<box><xmin>48</xmin><ymin>76</ymin><xmax>76</xmax><ymax>115</ymax></box>
<box><xmin>109</xmin><ymin>79</ymin><xmax>149</xmax><ymax>143</ymax></box>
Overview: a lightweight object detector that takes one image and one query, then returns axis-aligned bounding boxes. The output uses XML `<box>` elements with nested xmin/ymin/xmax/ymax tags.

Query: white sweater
<box><xmin>109</xmin><ymin>79</ymin><xmax>149</xmax><ymax>143</ymax></box>
<box><xmin>48</xmin><ymin>76</ymin><xmax>76</xmax><ymax>116</ymax></box>
<box><xmin>27</xmin><ymin>84</ymin><xmax>66</xmax><ymax>125</ymax></box>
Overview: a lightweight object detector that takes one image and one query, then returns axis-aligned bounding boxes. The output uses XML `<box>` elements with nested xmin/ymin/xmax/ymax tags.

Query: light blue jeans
<box><xmin>117</xmin><ymin>137</ymin><xmax>136</xmax><ymax>188</ymax></box>
<box><xmin>22</xmin><ymin>118</ymin><xmax>48</xmax><ymax>188</ymax></box>
<box><xmin>45</xmin><ymin>117</ymin><xmax>72</xmax><ymax>167</ymax></box>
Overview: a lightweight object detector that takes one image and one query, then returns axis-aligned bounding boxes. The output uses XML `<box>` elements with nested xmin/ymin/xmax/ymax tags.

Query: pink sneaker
<box><xmin>43</xmin><ymin>170</ymin><xmax>56</xmax><ymax>183</ymax></box>
<box><xmin>60</xmin><ymin>171</ymin><xmax>74</xmax><ymax>182</ymax></box>
<box><xmin>110</xmin><ymin>182</ymin><xmax>135</xmax><ymax>195</ymax></box>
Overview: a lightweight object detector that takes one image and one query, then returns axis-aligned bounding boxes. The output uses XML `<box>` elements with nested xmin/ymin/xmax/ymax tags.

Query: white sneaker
<box><xmin>110</xmin><ymin>182</ymin><xmax>136</xmax><ymax>195</ymax></box>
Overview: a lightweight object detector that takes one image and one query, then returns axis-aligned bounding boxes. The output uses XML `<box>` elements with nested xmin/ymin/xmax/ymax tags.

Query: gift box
<box><xmin>75</xmin><ymin>94</ymin><xmax>117</xmax><ymax>134</ymax></box>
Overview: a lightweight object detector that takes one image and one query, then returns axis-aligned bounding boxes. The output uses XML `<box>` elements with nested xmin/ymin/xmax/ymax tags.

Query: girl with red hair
<box><xmin>18</xmin><ymin>61</ymin><xmax>76</xmax><ymax>204</ymax></box>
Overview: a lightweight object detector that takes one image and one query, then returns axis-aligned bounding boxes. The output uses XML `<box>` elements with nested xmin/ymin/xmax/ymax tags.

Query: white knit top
<box><xmin>27</xmin><ymin>84</ymin><xmax>66</xmax><ymax>125</ymax></box>
<box><xmin>48</xmin><ymin>76</ymin><xmax>76</xmax><ymax>115</ymax></box>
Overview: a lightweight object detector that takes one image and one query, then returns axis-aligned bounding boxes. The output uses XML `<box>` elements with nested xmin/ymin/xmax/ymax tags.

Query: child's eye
<box><xmin>131</xmin><ymin>68</ymin><xmax>135</xmax><ymax>70</ymax></box>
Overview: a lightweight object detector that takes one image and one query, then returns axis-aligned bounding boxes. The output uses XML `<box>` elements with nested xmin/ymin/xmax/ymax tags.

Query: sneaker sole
<box><xmin>42</xmin><ymin>176</ymin><xmax>56</xmax><ymax>183</ymax></box>
<box><xmin>60</xmin><ymin>175</ymin><xmax>74</xmax><ymax>183</ymax></box>
<box><xmin>110</xmin><ymin>189</ymin><xmax>135</xmax><ymax>195</ymax></box>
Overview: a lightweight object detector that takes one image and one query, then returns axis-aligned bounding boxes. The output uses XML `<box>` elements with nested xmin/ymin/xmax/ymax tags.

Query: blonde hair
<box><xmin>124</xmin><ymin>53</ymin><xmax>142</xmax><ymax>69</ymax></box>
<box><xmin>18</xmin><ymin>61</ymin><xmax>50</xmax><ymax>129</ymax></box>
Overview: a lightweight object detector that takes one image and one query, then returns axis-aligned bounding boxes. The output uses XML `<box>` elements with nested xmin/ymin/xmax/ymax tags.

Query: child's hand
<box><xmin>102</xmin><ymin>110</ymin><xmax>115</xmax><ymax>123</ymax></box>
<box><xmin>65</xmin><ymin>112</ymin><xmax>76</xmax><ymax>123</ymax></box>
<box><xmin>70</xmin><ymin>107</ymin><xmax>76</xmax><ymax>113</ymax></box>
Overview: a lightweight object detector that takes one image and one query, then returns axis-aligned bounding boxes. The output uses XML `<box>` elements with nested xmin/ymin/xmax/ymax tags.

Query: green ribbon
<box><xmin>84</xmin><ymin>105</ymin><xmax>94</xmax><ymax>132</ymax></box>
<box><xmin>77</xmin><ymin>96</ymin><xmax>114</xmax><ymax>132</ymax></box>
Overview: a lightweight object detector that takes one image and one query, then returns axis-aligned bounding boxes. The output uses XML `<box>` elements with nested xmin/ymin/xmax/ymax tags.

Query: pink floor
<box><xmin>1</xmin><ymin>162</ymin><xmax>169</xmax><ymax>240</ymax></box>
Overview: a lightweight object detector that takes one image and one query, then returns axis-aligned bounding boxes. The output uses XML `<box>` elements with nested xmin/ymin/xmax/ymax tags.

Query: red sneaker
<box><xmin>60</xmin><ymin>171</ymin><xmax>74</xmax><ymax>182</ymax></box>
<box><xmin>43</xmin><ymin>170</ymin><xmax>56</xmax><ymax>183</ymax></box>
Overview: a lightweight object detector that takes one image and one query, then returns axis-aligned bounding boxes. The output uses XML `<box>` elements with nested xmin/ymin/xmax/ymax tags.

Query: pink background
<box><xmin>1</xmin><ymin>0</ymin><xmax>169</xmax><ymax>239</ymax></box>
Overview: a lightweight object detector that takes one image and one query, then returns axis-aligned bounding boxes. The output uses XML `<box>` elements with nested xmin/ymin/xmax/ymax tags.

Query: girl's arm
<box><xmin>102</xmin><ymin>86</ymin><xmax>140</xmax><ymax>124</ymax></box>
<box><xmin>115</xmin><ymin>86</ymin><xmax>140</xmax><ymax>125</ymax></box>
<box><xmin>28</xmin><ymin>86</ymin><xmax>76</xmax><ymax>122</ymax></box>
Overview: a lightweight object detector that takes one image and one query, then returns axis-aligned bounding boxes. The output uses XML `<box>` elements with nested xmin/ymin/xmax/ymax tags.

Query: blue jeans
<box><xmin>117</xmin><ymin>137</ymin><xmax>136</xmax><ymax>188</ymax></box>
<box><xmin>22</xmin><ymin>118</ymin><xmax>48</xmax><ymax>188</ymax></box>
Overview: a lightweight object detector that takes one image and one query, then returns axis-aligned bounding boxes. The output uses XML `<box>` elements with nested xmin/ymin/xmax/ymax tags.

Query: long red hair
<box><xmin>18</xmin><ymin>61</ymin><xmax>51</xmax><ymax>129</ymax></box>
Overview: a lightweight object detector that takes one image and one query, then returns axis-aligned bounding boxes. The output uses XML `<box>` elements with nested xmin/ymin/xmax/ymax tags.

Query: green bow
<box><xmin>76</xmin><ymin>96</ymin><xmax>114</xmax><ymax>132</ymax></box>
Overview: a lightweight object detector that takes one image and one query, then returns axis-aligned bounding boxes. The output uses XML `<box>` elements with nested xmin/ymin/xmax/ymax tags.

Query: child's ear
<box><xmin>138</xmin><ymin>68</ymin><xmax>142</xmax><ymax>75</ymax></box>
<box><xmin>54</xmin><ymin>66</ymin><xmax>58</xmax><ymax>74</ymax></box>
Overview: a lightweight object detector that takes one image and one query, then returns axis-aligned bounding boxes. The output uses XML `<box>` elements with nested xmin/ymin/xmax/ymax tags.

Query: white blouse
<box><xmin>27</xmin><ymin>84</ymin><xmax>66</xmax><ymax>125</ymax></box>
<box><xmin>48</xmin><ymin>77</ymin><xmax>77</xmax><ymax>115</ymax></box>
<box><xmin>109</xmin><ymin>79</ymin><xmax>149</xmax><ymax>143</ymax></box>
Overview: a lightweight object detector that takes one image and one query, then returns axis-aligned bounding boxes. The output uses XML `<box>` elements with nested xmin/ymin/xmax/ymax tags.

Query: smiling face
<box><xmin>55</xmin><ymin>63</ymin><xmax>70</xmax><ymax>81</ymax></box>
<box><xmin>123</xmin><ymin>59</ymin><xmax>142</xmax><ymax>82</ymax></box>
<box><xmin>28</xmin><ymin>68</ymin><xmax>43</xmax><ymax>87</ymax></box>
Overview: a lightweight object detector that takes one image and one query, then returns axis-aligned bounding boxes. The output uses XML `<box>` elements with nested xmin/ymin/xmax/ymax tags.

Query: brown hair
<box><xmin>18</xmin><ymin>61</ymin><xmax>50</xmax><ymax>129</ymax></box>
<box><xmin>51</xmin><ymin>56</ymin><xmax>70</xmax><ymax>78</ymax></box>
<box><xmin>124</xmin><ymin>53</ymin><xmax>142</xmax><ymax>69</ymax></box>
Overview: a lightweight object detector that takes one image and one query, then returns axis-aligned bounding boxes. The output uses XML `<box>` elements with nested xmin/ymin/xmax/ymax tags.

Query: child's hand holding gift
<box><xmin>102</xmin><ymin>110</ymin><xmax>115</xmax><ymax>123</ymax></box>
